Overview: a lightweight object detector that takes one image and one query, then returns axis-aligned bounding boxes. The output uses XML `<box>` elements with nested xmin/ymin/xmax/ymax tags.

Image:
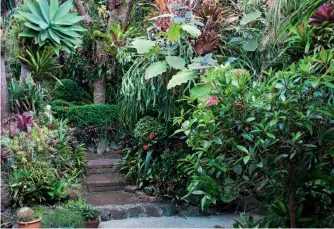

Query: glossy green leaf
<box><xmin>181</xmin><ymin>24</ymin><xmax>201</xmax><ymax>37</ymax></box>
<box><xmin>237</xmin><ymin>145</ymin><xmax>249</xmax><ymax>154</ymax></box>
<box><xmin>167</xmin><ymin>69</ymin><xmax>197</xmax><ymax>90</ymax></box>
<box><xmin>240</xmin><ymin>11</ymin><xmax>261</xmax><ymax>26</ymax></box>
<box><xmin>243</xmin><ymin>155</ymin><xmax>250</xmax><ymax>164</ymax></box>
<box><xmin>131</xmin><ymin>39</ymin><xmax>156</xmax><ymax>54</ymax></box>
<box><xmin>165</xmin><ymin>56</ymin><xmax>186</xmax><ymax>70</ymax></box>
<box><xmin>243</xmin><ymin>39</ymin><xmax>258</xmax><ymax>51</ymax></box>
<box><xmin>256</xmin><ymin>161</ymin><xmax>263</xmax><ymax>168</ymax></box>
<box><xmin>145</xmin><ymin>61</ymin><xmax>168</xmax><ymax>80</ymax></box>
<box><xmin>166</xmin><ymin>23</ymin><xmax>181</xmax><ymax>42</ymax></box>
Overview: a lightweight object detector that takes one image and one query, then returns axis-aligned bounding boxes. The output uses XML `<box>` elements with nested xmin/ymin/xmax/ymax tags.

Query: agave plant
<box><xmin>10</xmin><ymin>113</ymin><xmax>38</xmax><ymax>137</ymax></box>
<box><xmin>15</xmin><ymin>0</ymin><xmax>86</xmax><ymax>54</ymax></box>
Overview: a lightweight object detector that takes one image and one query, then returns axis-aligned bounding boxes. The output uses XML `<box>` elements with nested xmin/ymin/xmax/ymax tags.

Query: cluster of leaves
<box><xmin>117</xmin><ymin>0</ymin><xmax>234</xmax><ymax>128</ymax></box>
<box><xmin>18</xmin><ymin>47</ymin><xmax>62</xmax><ymax>82</ymax></box>
<box><xmin>8</xmin><ymin>75</ymin><xmax>47</xmax><ymax>114</ymax></box>
<box><xmin>119</xmin><ymin>144</ymin><xmax>188</xmax><ymax>199</ymax></box>
<box><xmin>133</xmin><ymin>116</ymin><xmax>167</xmax><ymax>145</ymax></box>
<box><xmin>65</xmin><ymin>200</ymin><xmax>100</xmax><ymax>221</ymax></box>
<box><xmin>15</xmin><ymin>0</ymin><xmax>86</xmax><ymax>54</ymax></box>
<box><xmin>1</xmin><ymin>116</ymin><xmax>86</xmax><ymax>207</ymax></box>
<box><xmin>119</xmin><ymin>115</ymin><xmax>189</xmax><ymax>198</ymax></box>
<box><xmin>174</xmin><ymin>50</ymin><xmax>334</xmax><ymax>226</ymax></box>
<box><xmin>64</xmin><ymin>104</ymin><xmax>118</xmax><ymax>143</ymax></box>
<box><xmin>52</xmin><ymin>79</ymin><xmax>91</xmax><ymax>103</ymax></box>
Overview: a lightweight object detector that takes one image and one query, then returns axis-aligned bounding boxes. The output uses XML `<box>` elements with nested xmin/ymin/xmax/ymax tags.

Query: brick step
<box><xmin>84</xmin><ymin>191</ymin><xmax>140</xmax><ymax>206</ymax></box>
<box><xmin>86</xmin><ymin>159</ymin><xmax>120</xmax><ymax>174</ymax></box>
<box><xmin>85</xmin><ymin>174</ymin><xmax>125</xmax><ymax>192</ymax></box>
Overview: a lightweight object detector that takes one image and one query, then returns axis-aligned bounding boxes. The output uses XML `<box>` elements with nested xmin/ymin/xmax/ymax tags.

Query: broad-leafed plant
<box><xmin>8</xmin><ymin>75</ymin><xmax>46</xmax><ymax>114</ymax></box>
<box><xmin>309</xmin><ymin>2</ymin><xmax>334</xmax><ymax>24</ymax></box>
<box><xmin>15</xmin><ymin>0</ymin><xmax>86</xmax><ymax>53</ymax></box>
<box><xmin>10</xmin><ymin>113</ymin><xmax>38</xmax><ymax>137</ymax></box>
<box><xmin>174</xmin><ymin>50</ymin><xmax>334</xmax><ymax>225</ymax></box>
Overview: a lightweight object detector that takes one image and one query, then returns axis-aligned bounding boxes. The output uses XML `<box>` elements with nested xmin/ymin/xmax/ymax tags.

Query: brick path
<box><xmin>83</xmin><ymin>151</ymin><xmax>170</xmax><ymax>220</ymax></box>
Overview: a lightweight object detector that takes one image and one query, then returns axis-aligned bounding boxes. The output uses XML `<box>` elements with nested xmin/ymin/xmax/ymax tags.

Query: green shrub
<box><xmin>133</xmin><ymin>116</ymin><xmax>167</xmax><ymax>145</ymax></box>
<box><xmin>53</xmin><ymin>79</ymin><xmax>90</xmax><ymax>102</ymax></box>
<box><xmin>41</xmin><ymin>207</ymin><xmax>83</xmax><ymax>228</ymax></box>
<box><xmin>49</xmin><ymin>99</ymin><xmax>76</xmax><ymax>119</ymax></box>
<box><xmin>175</xmin><ymin>52</ymin><xmax>334</xmax><ymax>225</ymax></box>
<box><xmin>66</xmin><ymin>104</ymin><xmax>118</xmax><ymax>129</ymax></box>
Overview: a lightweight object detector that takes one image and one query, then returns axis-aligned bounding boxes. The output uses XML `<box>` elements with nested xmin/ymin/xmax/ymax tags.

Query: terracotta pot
<box><xmin>84</xmin><ymin>218</ymin><xmax>100</xmax><ymax>228</ymax></box>
<box><xmin>17</xmin><ymin>217</ymin><xmax>41</xmax><ymax>229</ymax></box>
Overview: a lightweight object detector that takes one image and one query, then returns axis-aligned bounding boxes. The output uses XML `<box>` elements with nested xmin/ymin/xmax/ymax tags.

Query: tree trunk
<box><xmin>1</xmin><ymin>29</ymin><xmax>11</xmax><ymax>129</ymax></box>
<box><xmin>122</xmin><ymin>0</ymin><xmax>134</xmax><ymax>32</ymax></box>
<box><xmin>108</xmin><ymin>0</ymin><xmax>117</xmax><ymax>10</ymax></box>
<box><xmin>93</xmin><ymin>78</ymin><xmax>106</xmax><ymax>104</ymax></box>
<box><xmin>20</xmin><ymin>64</ymin><xmax>30</xmax><ymax>78</ymax></box>
<box><xmin>73</xmin><ymin>0</ymin><xmax>92</xmax><ymax>26</ymax></box>
<box><xmin>289</xmin><ymin>158</ymin><xmax>296</xmax><ymax>228</ymax></box>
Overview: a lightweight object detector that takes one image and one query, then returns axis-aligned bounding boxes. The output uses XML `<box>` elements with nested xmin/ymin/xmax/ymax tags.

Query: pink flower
<box><xmin>143</xmin><ymin>145</ymin><xmax>149</xmax><ymax>151</ymax></box>
<box><xmin>148</xmin><ymin>132</ymin><xmax>155</xmax><ymax>139</ymax></box>
<box><xmin>205</xmin><ymin>96</ymin><xmax>219</xmax><ymax>106</ymax></box>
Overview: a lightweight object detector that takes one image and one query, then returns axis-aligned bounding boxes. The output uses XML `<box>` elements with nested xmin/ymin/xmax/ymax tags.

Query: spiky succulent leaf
<box><xmin>16</xmin><ymin>0</ymin><xmax>86</xmax><ymax>53</ymax></box>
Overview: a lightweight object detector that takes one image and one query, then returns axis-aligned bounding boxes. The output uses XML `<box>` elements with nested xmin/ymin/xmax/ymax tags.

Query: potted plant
<box><xmin>81</xmin><ymin>204</ymin><xmax>100</xmax><ymax>228</ymax></box>
<box><xmin>16</xmin><ymin>207</ymin><xmax>41</xmax><ymax>229</ymax></box>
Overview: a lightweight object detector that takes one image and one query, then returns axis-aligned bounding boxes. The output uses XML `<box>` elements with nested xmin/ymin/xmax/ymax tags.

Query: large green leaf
<box><xmin>181</xmin><ymin>24</ymin><xmax>201</xmax><ymax>37</ymax></box>
<box><xmin>48</xmin><ymin>28</ymin><xmax>60</xmax><ymax>44</ymax></box>
<box><xmin>165</xmin><ymin>56</ymin><xmax>185</xmax><ymax>70</ymax></box>
<box><xmin>131</xmin><ymin>39</ymin><xmax>156</xmax><ymax>54</ymax></box>
<box><xmin>240</xmin><ymin>11</ymin><xmax>261</xmax><ymax>26</ymax></box>
<box><xmin>190</xmin><ymin>85</ymin><xmax>211</xmax><ymax>100</ymax></box>
<box><xmin>243</xmin><ymin>39</ymin><xmax>258</xmax><ymax>51</ymax></box>
<box><xmin>38</xmin><ymin>0</ymin><xmax>50</xmax><ymax>23</ymax></box>
<box><xmin>49</xmin><ymin>0</ymin><xmax>59</xmax><ymax>20</ymax></box>
<box><xmin>25</xmin><ymin>1</ymin><xmax>43</xmax><ymax>20</ymax></box>
<box><xmin>166</xmin><ymin>23</ymin><xmax>181</xmax><ymax>42</ymax></box>
<box><xmin>145</xmin><ymin>61</ymin><xmax>168</xmax><ymax>80</ymax></box>
<box><xmin>40</xmin><ymin>29</ymin><xmax>49</xmax><ymax>41</ymax></box>
<box><xmin>167</xmin><ymin>69</ymin><xmax>197</xmax><ymax>90</ymax></box>
<box><xmin>19</xmin><ymin>29</ymin><xmax>39</xmax><ymax>38</ymax></box>
<box><xmin>54</xmin><ymin>0</ymin><xmax>73</xmax><ymax>21</ymax></box>
<box><xmin>24</xmin><ymin>22</ymin><xmax>42</xmax><ymax>31</ymax></box>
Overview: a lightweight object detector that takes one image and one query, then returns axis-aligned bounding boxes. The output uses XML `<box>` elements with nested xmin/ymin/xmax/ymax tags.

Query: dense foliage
<box><xmin>1</xmin><ymin>0</ymin><xmax>333</xmax><ymax>228</ymax></box>
<box><xmin>133</xmin><ymin>116</ymin><xmax>167</xmax><ymax>145</ymax></box>
<box><xmin>53</xmin><ymin>79</ymin><xmax>90</xmax><ymax>103</ymax></box>
<box><xmin>1</xmin><ymin>113</ymin><xmax>85</xmax><ymax>207</ymax></box>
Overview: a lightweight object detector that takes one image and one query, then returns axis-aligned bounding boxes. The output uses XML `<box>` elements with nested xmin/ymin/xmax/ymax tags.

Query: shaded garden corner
<box><xmin>1</xmin><ymin>0</ymin><xmax>333</xmax><ymax>228</ymax></box>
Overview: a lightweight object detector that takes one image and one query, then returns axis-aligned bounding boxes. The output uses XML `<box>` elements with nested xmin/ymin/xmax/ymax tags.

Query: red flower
<box><xmin>143</xmin><ymin>145</ymin><xmax>149</xmax><ymax>151</ymax></box>
<box><xmin>148</xmin><ymin>132</ymin><xmax>155</xmax><ymax>139</ymax></box>
<box><xmin>205</xmin><ymin>96</ymin><xmax>219</xmax><ymax>106</ymax></box>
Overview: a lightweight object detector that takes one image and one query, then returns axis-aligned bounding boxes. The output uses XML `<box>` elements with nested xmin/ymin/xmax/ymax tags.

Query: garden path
<box><xmin>83</xmin><ymin>151</ymin><xmax>171</xmax><ymax>221</ymax></box>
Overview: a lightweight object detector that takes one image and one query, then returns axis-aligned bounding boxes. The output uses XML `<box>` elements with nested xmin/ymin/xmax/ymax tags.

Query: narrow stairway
<box><xmin>83</xmin><ymin>152</ymin><xmax>171</xmax><ymax>221</ymax></box>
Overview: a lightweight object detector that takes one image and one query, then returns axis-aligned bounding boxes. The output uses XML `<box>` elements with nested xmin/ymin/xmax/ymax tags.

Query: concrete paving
<box><xmin>99</xmin><ymin>214</ymin><xmax>242</xmax><ymax>228</ymax></box>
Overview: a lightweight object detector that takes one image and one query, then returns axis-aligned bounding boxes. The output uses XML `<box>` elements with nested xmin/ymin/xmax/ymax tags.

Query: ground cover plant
<box><xmin>0</xmin><ymin>0</ymin><xmax>333</xmax><ymax>228</ymax></box>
